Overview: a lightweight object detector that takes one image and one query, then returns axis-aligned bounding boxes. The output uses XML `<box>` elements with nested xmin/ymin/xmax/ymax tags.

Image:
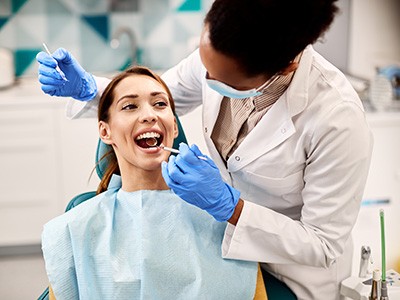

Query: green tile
<box><xmin>15</xmin><ymin>48</ymin><xmax>40</xmax><ymax>77</ymax></box>
<box><xmin>0</xmin><ymin>17</ymin><xmax>9</xmax><ymax>30</ymax></box>
<box><xmin>81</xmin><ymin>15</ymin><xmax>109</xmax><ymax>41</ymax></box>
<box><xmin>177</xmin><ymin>0</ymin><xmax>201</xmax><ymax>12</ymax></box>
<box><xmin>11</xmin><ymin>0</ymin><xmax>28</xmax><ymax>14</ymax></box>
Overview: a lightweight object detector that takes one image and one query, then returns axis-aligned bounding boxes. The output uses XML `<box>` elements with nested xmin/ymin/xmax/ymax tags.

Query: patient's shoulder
<box><xmin>43</xmin><ymin>189</ymin><xmax>117</xmax><ymax>232</ymax></box>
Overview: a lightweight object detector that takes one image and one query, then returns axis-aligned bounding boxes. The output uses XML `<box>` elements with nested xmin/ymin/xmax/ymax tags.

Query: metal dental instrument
<box><xmin>145</xmin><ymin>137</ymin><xmax>158</xmax><ymax>147</ymax></box>
<box><xmin>359</xmin><ymin>246</ymin><xmax>371</xmax><ymax>278</ymax></box>
<box><xmin>369</xmin><ymin>269</ymin><xmax>380</xmax><ymax>300</ymax></box>
<box><xmin>158</xmin><ymin>143</ymin><xmax>207</xmax><ymax>160</ymax></box>
<box><xmin>145</xmin><ymin>138</ymin><xmax>207</xmax><ymax>160</ymax></box>
<box><xmin>158</xmin><ymin>145</ymin><xmax>181</xmax><ymax>154</ymax></box>
<box><xmin>42</xmin><ymin>43</ymin><xmax>68</xmax><ymax>81</ymax></box>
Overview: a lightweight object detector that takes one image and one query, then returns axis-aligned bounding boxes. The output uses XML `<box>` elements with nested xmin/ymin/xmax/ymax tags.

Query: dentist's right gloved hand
<box><xmin>161</xmin><ymin>143</ymin><xmax>240</xmax><ymax>222</ymax></box>
<box><xmin>36</xmin><ymin>48</ymin><xmax>97</xmax><ymax>101</ymax></box>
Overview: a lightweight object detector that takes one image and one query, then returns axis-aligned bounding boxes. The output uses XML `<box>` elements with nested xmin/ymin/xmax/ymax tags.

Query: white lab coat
<box><xmin>66</xmin><ymin>45</ymin><xmax>373</xmax><ymax>300</ymax></box>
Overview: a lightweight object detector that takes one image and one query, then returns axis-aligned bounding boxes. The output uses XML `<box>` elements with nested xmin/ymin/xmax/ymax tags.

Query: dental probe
<box><xmin>158</xmin><ymin>145</ymin><xmax>208</xmax><ymax>161</ymax></box>
<box><xmin>145</xmin><ymin>138</ymin><xmax>207</xmax><ymax>160</ymax></box>
<box><xmin>42</xmin><ymin>43</ymin><xmax>68</xmax><ymax>81</ymax></box>
<box><xmin>158</xmin><ymin>145</ymin><xmax>180</xmax><ymax>154</ymax></box>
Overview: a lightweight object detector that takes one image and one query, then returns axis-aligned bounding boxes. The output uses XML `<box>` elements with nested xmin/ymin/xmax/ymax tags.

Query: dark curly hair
<box><xmin>204</xmin><ymin>0</ymin><xmax>339</xmax><ymax>76</ymax></box>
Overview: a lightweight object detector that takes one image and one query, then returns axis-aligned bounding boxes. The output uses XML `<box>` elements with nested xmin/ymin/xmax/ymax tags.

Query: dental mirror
<box><xmin>145</xmin><ymin>137</ymin><xmax>158</xmax><ymax>147</ymax></box>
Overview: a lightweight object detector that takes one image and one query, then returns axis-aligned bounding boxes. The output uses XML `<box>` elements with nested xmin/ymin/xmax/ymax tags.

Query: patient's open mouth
<box><xmin>135</xmin><ymin>132</ymin><xmax>163</xmax><ymax>149</ymax></box>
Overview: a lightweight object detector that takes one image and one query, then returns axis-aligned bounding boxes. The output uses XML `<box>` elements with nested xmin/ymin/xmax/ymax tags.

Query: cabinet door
<box><xmin>58</xmin><ymin>114</ymin><xmax>100</xmax><ymax>209</ymax></box>
<box><xmin>0</xmin><ymin>107</ymin><xmax>60</xmax><ymax>245</ymax></box>
<box><xmin>351</xmin><ymin>113</ymin><xmax>400</xmax><ymax>274</ymax></box>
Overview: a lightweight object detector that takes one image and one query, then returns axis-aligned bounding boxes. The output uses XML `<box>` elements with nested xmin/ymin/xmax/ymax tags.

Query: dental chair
<box><xmin>37</xmin><ymin>115</ymin><xmax>296</xmax><ymax>300</ymax></box>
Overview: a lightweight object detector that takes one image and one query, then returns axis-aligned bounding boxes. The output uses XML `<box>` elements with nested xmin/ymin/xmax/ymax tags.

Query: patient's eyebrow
<box><xmin>117</xmin><ymin>94</ymin><xmax>138</xmax><ymax>103</ymax></box>
<box><xmin>117</xmin><ymin>91</ymin><xmax>168</xmax><ymax>103</ymax></box>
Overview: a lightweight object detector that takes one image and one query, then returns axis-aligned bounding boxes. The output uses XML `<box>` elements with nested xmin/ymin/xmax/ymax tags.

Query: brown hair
<box><xmin>96</xmin><ymin>66</ymin><xmax>176</xmax><ymax>194</ymax></box>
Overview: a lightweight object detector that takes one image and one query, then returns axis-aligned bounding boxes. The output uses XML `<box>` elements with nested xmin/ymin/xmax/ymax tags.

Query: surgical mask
<box><xmin>206</xmin><ymin>74</ymin><xmax>279</xmax><ymax>99</ymax></box>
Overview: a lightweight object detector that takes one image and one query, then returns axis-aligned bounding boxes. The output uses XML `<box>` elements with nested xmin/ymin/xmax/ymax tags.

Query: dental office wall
<box><xmin>0</xmin><ymin>0</ymin><xmax>213</xmax><ymax>76</ymax></box>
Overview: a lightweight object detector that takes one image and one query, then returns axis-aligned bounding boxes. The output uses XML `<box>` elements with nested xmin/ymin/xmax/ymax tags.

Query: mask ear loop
<box><xmin>256</xmin><ymin>74</ymin><xmax>280</xmax><ymax>93</ymax></box>
<box><xmin>257</xmin><ymin>55</ymin><xmax>301</xmax><ymax>93</ymax></box>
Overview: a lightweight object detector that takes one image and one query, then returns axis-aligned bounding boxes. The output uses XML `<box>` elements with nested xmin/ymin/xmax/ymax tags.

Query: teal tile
<box><xmin>11</xmin><ymin>0</ymin><xmax>28</xmax><ymax>14</ymax></box>
<box><xmin>81</xmin><ymin>15</ymin><xmax>109</xmax><ymax>41</ymax></box>
<box><xmin>15</xmin><ymin>48</ymin><xmax>40</xmax><ymax>76</ymax></box>
<box><xmin>177</xmin><ymin>0</ymin><xmax>201</xmax><ymax>12</ymax></box>
<box><xmin>0</xmin><ymin>17</ymin><xmax>9</xmax><ymax>30</ymax></box>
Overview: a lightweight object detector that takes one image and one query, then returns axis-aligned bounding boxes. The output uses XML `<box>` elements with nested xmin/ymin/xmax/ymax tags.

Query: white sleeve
<box><xmin>161</xmin><ymin>49</ymin><xmax>205</xmax><ymax>117</ymax></box>
<box><xmin>65</xmin><ymin>76</ymin><xmax>111</xmax><ymax>119</ymax></box>
<box><xmin>222</xmin><ymin>102</ymin><xmax>373</xmax><ymax>268</ymax></box>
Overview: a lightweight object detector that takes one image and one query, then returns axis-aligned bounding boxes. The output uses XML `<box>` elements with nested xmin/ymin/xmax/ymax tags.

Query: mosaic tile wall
<box><xmin>0</xmin><ymin>0</ymin><xmax>212</xmax><ymax>77</ymax></box>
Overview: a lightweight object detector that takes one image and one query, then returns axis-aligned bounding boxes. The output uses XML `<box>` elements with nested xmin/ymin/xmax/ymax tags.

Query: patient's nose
<box><xmin>139</xmin><ymin>106</ymin><xmax>157</xmax><ymax>123</ymax></box>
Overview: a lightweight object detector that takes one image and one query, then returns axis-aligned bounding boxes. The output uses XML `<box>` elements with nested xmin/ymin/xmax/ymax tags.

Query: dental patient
<box><xmin>41</xmin><ymin>66</ymin><xmax>265</xmax><ymax>299</ymax></box>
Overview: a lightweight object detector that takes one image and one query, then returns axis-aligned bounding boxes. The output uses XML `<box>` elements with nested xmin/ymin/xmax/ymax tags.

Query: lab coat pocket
<box><xmin>245</xmin><ymin>170</ymin><xmax>304</xmax><ymax>205</ymax></box>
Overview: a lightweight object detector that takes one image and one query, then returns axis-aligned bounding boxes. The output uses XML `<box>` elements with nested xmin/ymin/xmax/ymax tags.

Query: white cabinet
<box><xmin>351</xmin><ymin>112</ymin><xmax>400</xmax><ymax>274</ymax></box>
<box><xmin>0</xmin><ymin>79</ymin><xmax>99</xmax><ymax>246</ymax></box>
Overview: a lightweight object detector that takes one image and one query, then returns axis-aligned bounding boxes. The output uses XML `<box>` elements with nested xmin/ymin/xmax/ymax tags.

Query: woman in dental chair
<box><xmin>41</xmin><ymin>66</ymin><xmax>266</xmax><ymax>300</ymax></box>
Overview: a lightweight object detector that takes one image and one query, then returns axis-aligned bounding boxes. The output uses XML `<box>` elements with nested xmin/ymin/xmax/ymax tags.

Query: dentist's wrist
<box><xmin>77</xmin><ymin>73</ymin><xmax>97</xmax><ymax>101</ymax></box>
<box><xmin>228</xmin><ymin>199</ymin><xmax>244</xmax><ymax>225</ymax></box>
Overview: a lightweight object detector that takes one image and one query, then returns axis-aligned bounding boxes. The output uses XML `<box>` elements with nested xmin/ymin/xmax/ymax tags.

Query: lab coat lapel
<box><xmin>226</xmin><ymin>45</ymin><xmax>312</xmax><ymax>173</ymax></box>
<box><xmin>227</xmin><ymin>97</ymin><xmax>295</xmax><ymax>173</ymax></box>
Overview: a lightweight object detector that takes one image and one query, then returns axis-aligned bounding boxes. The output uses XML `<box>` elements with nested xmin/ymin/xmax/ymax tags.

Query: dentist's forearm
<box><xmin>228</xmin><ymin>199</ymin><xmax>244</xmax><ymax>225</ymax></box>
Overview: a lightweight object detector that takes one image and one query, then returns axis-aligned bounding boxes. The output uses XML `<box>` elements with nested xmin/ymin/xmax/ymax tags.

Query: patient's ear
<box><xmin>99</xmin><ymin>121</ymin><xmax>113</xmax><ymax>145</ymax></box>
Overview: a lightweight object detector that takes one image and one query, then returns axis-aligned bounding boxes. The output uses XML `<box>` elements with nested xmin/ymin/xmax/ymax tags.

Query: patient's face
<box><xmin>99</xmin><ymin>74</ymin><xmax>178</xmax><ymax>173</ymax></box>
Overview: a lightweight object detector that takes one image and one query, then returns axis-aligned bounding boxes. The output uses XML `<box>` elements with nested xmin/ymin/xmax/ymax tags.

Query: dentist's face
<box><xmin>99</xmin><ymin>74</ymin><xmax>178</xmax><ymax>174</ymax></box>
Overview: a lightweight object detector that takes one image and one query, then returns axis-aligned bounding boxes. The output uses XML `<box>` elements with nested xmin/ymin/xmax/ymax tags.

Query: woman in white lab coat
<box><xmin>36</xmin><ymin>0</ymin><xmax>373</xmax><ymax>299</ymax></box>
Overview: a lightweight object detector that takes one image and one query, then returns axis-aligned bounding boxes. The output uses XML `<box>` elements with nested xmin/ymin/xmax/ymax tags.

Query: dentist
<box><xmin>36</xmin><ymin>0</ymin><xmax>373</xmax><ymax>299</ymax></box>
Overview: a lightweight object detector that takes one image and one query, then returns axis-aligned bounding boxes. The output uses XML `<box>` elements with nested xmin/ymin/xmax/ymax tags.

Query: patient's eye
<box><xmin>122</xmin><ymin>103</ymin><xmax>137</xmax><ymax>110</ymax></box>
<box><xmin>155</xmin><ymin>100</ymin><xmax>168</xmax><ymax>108</ymax></box>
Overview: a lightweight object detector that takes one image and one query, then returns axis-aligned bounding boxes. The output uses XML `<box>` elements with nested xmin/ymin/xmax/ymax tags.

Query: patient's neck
<box><xmin>120</xmin><ymin>168</ymin><xmax>169</xmax><ymax>192</ymax></box>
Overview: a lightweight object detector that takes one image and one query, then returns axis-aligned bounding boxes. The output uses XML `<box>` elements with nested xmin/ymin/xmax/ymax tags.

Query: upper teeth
<box><xmin>136</xmin><ymin>132</ymin><xmax>160</xmax><ymax>140</ymax></box>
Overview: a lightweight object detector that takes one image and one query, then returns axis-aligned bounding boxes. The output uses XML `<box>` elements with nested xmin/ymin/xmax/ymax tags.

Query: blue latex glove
<box><xmin>161</xmin><ymin>143</ymin><xmax>240</xmax><ymax>222</ymax></box>
<box><xmin>36</xmin><ymin>48</ymin><xmax>97</xmax><ymax>101</ymax></box>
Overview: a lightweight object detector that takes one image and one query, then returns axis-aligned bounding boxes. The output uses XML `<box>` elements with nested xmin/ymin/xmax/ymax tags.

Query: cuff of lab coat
<box><xmin>222</xmin><ymin>200</ymin><xmax>252</xmax><ymax>259</ymax></box>
<box><xmin>65</xmin><ymin>75</ymin><xmax>109</xmax><ymax>119</ymax></box>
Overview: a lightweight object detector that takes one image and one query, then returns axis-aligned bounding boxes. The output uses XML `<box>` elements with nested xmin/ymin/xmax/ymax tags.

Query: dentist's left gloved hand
<box><xmin>161</xmin><ymin>143</ymin><xmax>240</xmax><ymax>222</ymax></box>
<box><xmin>36</xmin><ymin>48</ymin><xmax>97</xmax><ymax>101</ymax></box>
